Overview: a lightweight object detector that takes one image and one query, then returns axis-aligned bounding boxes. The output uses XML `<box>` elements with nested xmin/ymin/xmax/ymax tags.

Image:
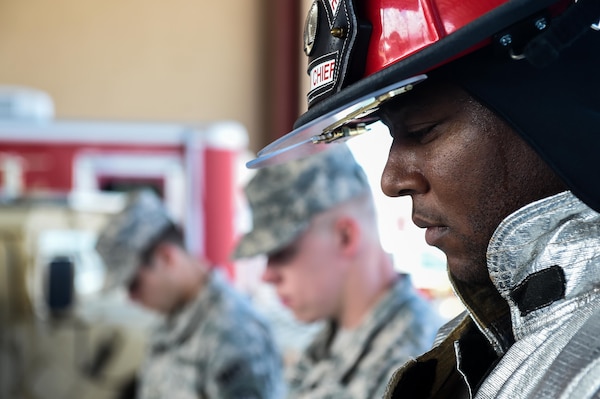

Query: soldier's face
<box><xmin>128</xmin><ymin>251</ymin><xmax>178</xmax><ymax>314</ymax></box>
<box><xmin>128</xmin><ymin>265</ymin><xmax>160</xmax><ymax>309</ymax></box>
<box><xmin>379</xmin><ymin>81</ymin><xmax>565</xmax><ymax>284</ymax></box>
<box><xmin>263</xmin><ymin>214</ymin><xmax>347</xmax><ymax>323</ymax></box>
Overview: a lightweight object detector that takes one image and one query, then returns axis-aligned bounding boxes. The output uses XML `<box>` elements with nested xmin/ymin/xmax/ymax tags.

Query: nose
<box><xmin>381</xmin><ymin>143</ymin><xmax>428</xmax><ymax>198</ymax></box>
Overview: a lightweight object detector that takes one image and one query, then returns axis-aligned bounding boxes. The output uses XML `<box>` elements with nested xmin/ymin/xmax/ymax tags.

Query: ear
<box><xmin>334</xmin><ymin>217</ymin><xmax>360</xmax><ymax>256</ymax></box>
<box><xmin>153</xmin><ymin>242</ymin><xmax>179</xmax><ymax>268</ymax></box>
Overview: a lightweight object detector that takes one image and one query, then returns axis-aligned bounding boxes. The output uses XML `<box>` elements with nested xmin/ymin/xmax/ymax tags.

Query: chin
<box><xmin>447</xmin><ymin>258</ymin><xmax>490</xmax><ymax>285</ymax></box>
<box><xmin>143</xmin><ymin>303</ymin><xmax>167</xmax><ymax>315</ymax></box>
<box><xmin>294</xmin><ymin>313</ymin><xmax>318</xmax><ymax>325</ymax></box>
<box><xmin>449</xmin><ymin>269</ymin><xmax>493</xmax><ymax>285</ymax></box>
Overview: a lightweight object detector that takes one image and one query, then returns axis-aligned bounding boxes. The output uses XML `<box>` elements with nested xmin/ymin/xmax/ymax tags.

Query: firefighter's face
<box><xmin>379</xmin><ymin>80</ymin><xmax>566</xmax><ymax>284</ymax></box>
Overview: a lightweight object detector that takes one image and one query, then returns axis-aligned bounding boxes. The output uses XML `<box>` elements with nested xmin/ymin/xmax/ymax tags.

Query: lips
<box><xmin>424</xmin><ymin>226</ymin><xmax>449</xmax><ymax>246</ymax></box>
<box><xmin>412</xmin><ymin>215</ymin><xmax>448</xmax><ymax>247</ymax></box>
<box><xmin>278</xmin><ymin>293</ymin><xmax>292</xmax><ymax>307</ymax></box>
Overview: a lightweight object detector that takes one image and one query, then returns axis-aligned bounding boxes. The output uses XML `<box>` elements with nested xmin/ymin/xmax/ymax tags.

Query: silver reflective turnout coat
<box><xmin>385</xmin><ymin>191</ymin><xmax>600</xmax><ymax>398</ymax></box>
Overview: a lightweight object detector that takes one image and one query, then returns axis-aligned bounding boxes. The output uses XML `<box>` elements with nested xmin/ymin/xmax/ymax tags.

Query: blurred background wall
<box><xmin>0</xmin><ymin>0</ymin><xmax>312</xmax><ymax>153</ymax></box>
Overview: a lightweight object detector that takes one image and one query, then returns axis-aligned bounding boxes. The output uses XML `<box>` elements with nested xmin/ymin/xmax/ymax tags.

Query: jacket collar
<box><xmin>453</xmin><ymin>191</ymin><xmax>600</xmax><ymax>351</ymax></box>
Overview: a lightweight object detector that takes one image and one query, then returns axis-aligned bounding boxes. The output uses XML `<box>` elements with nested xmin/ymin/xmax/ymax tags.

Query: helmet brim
<box><xmin>247</xmin><ymin>75</ymin><xmax>426</xmax><ymax>168</ymax></box>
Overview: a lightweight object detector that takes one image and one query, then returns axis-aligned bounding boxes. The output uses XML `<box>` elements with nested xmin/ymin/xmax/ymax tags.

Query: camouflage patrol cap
<box><xmin>95</xmin><ymin>190</ymin><xmax>173</xmax><ymax>291</ymax></box>
<box><xmin>233</xmin><ymin>144</ymin><xmax>371</xmax><ymax>259</ymax></box>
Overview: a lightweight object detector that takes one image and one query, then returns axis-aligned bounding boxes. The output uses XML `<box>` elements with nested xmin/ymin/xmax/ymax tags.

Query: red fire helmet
<box><xmin>249</xmin><ymin>0</ymin><xmax>600</xmax><ymax>211</ymax></box>
<box><xmin>250</xmin><ymin>0</ymin><xmax>590</xmax><ymax>162</ymax></box>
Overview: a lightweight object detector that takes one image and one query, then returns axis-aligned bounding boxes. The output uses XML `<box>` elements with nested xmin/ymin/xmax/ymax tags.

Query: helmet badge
<box><xmin>304</xmin><ymin>1</ymin><xmax>319</xmax><ymax>56</ymax></box>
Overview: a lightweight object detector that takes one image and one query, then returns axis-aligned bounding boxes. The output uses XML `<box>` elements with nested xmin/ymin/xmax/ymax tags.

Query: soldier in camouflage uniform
<box><xmin>96</xmin><ymin>190</ymin><xmax>285</xmax><ymax>399</ymax></box>
<box><xmin>233</xmin><ymin>145</ymin><xmax>443</xmax><ymax>398</ymax></box>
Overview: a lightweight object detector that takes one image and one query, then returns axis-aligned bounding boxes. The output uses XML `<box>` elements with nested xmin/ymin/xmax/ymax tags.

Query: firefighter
<box><xmin>249</xmin><ymin>0</ymin><xmax>600</xmax><ymax>398</ymax></box>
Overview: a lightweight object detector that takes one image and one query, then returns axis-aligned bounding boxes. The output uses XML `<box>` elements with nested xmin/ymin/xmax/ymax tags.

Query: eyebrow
<box><xmin>378</xmin><ymin>101</ymin><xmax>428</xmax><ymax>128</ymax></box>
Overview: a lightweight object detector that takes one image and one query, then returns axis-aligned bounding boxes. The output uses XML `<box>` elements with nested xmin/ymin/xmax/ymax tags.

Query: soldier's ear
<box><xmin>335</xmin><ymin>217</ymin><xmax>360</xmax><ymax>256</ymax></box>
<box><xmin>153</xmin><ymin>242</ymin><xmax>178</xmax><ymax>268</ymax></box>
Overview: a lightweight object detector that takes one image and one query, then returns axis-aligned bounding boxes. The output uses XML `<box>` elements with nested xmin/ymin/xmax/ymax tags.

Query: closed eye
<box><xmin>396</xmin><ymin>122</ymin><xmax>441</xmax><ymax>145</ymax></box>
<box><xmin>406</xmin><ymin>124</ymin><xmax>436</xmax><ymax>140</ymax></box>
<box><xmin>267</xmin><ymin>244</ymin><xmax>298</xmax><ymax>265</ymax></box>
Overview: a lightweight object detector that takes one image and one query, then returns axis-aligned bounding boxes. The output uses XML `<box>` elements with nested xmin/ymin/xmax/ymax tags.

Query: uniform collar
<box><xmin>150</xmin><ymin>271</ymin><xmax>220</xmax><ymax>350</ymax></box>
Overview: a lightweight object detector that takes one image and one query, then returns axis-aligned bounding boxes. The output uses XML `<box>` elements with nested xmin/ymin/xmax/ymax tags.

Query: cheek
<box><xmin>290</xmin><ymin>245</ymin><xmax>339</xmax><ymax>292</ymax></box>
<box><xmin>454</xmin><ymin>126</ymin><xmax>543</xmax><ymax>245</ymax></box>
<box><xmin>138</xmin><ymin>273</ymin><xmax>165</xmax><ymax>301</ymax></box>
<box><xmin>293</xmin><ymin>251</ymin><xmax>329</xmax><ymax>284</ymax></box>
<box><xmin>430</xmin><ymin>125</ymin><xmax>510</xmax><ymax>242</ymax></box>
<box><xmin>426</xmin><ymin>127</ymin><xmax>488</xmax><ymax>202</ymax></box>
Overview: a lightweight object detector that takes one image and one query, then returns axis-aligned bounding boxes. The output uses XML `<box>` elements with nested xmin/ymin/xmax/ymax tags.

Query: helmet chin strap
<box><xmin>523</xmin><ymin>0</ymin><xmax>600</xmax><ymax>67</ymax></box>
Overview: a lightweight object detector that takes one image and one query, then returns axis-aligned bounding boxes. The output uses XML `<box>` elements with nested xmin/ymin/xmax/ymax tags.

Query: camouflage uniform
<box><xmin>95</xmin><ymin>191</ymin><xmax>285</xmax><ymax>399</ymax></box>
<box><xmin>285</xmin><ymin>275</ymin><xmax>442</xmax><ymax>399</ymax></box>
<box><xmin>137</xmin><ymin>270</ymin><xmax>285</xmax><ymax>399</ymax></box>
